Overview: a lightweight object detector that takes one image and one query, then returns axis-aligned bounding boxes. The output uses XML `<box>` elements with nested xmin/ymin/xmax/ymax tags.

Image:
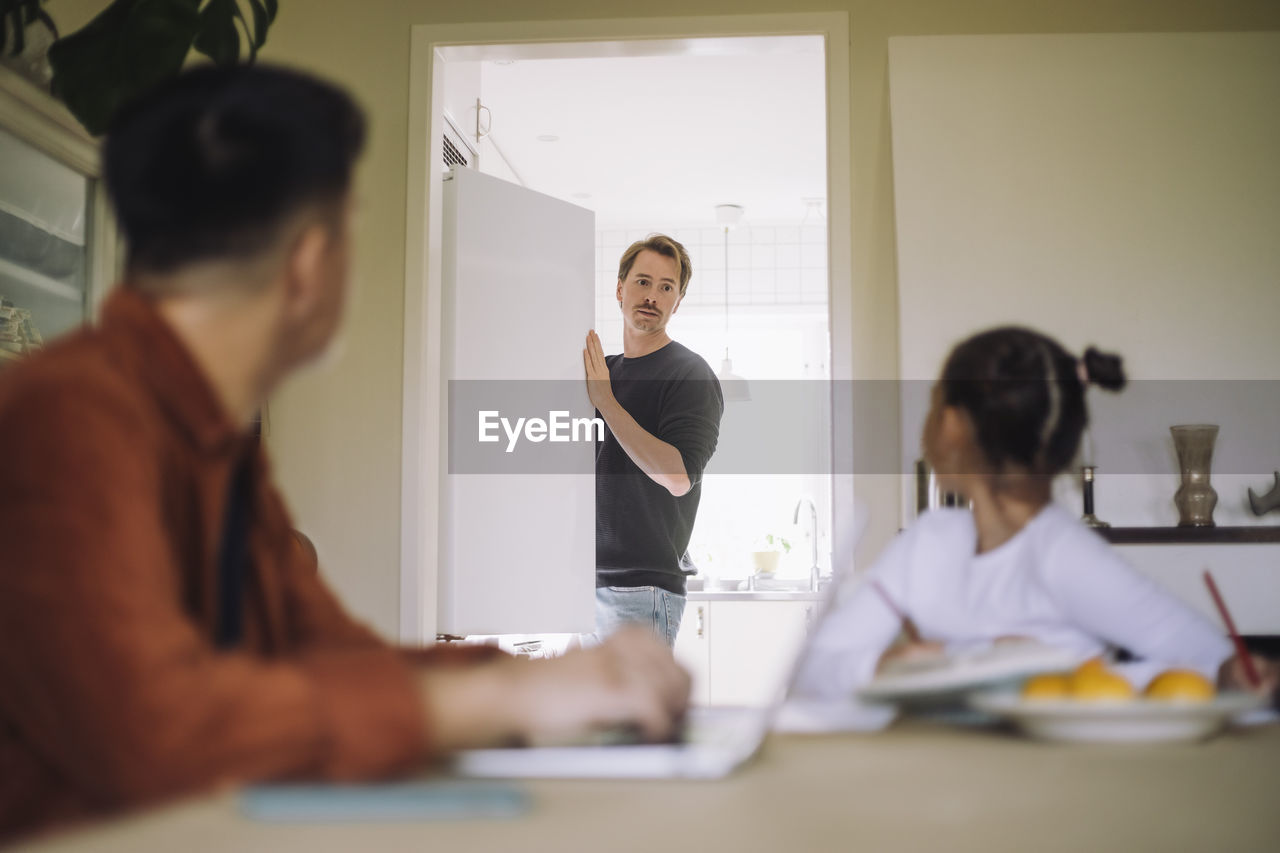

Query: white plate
<box><xmin>968</xmin><ymin>691</ymin><xmax>1265</xmax><ymax>743</ymax></box>
<box><xmin>857</xmin><ymin>642</ymin><xmax>1081</xmax><ymax>704</ymax></box>
<box><xmin>772</xmin><ymin>698</ymin><xmax>899</xmax><ymax>733</ymax></box>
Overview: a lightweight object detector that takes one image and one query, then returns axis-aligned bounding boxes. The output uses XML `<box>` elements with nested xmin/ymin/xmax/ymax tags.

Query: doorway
<box><xmin>403</xmin><ymin>14</ymin><xmax>852</xmax><ymax>643</ymax></box>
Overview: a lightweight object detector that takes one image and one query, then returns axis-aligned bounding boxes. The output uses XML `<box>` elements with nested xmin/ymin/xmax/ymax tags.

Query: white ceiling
<box><xmin>474</xmin><ymin>37</ymin><xmax>827</xmax><ymax>228</ymax></box>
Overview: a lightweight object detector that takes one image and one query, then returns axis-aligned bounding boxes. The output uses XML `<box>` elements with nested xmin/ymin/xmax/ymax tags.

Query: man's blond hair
<box><xmin>616</xmin><ymin>234</ymin><xmax>692</xmax><ymax>297</ymax></box>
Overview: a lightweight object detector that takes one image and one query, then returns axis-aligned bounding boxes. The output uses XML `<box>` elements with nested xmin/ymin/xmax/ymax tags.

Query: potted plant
<box><xmin>1</xmin><ymin>0</ymin><xmax>278</xmax><ymax>135</ymax></box>
<box><xmin>751</xmin><ymin>533</ymin><xmax>791</xmax><ymax>575</ymax></box>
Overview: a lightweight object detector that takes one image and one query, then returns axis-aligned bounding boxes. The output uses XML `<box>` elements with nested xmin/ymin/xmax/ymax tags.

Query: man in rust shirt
<box><xmin>0</xmin><ymin>65</ymin><xmax>687</xmax><ymax>843</ymax></box>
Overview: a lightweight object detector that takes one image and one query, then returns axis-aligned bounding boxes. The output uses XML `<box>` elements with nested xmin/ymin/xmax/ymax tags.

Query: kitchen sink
<box><xmin>749</xmin><ymin>575</ymin><xmax>812</xmax><ymax>592</ymax></box>
<box><xmin>688</xmin><ymin>577</ymin><xmax>750</xmax><ymax>592</ymax></box>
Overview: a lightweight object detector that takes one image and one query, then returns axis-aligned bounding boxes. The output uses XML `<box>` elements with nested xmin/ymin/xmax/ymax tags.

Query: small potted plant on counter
<box><xmin>751</xmin><ymin>533</ymin><xmax>791</xmax><ymax>575</ymax></box>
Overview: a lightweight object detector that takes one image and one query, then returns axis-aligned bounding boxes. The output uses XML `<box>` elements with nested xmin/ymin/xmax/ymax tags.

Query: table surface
<box><xmin>25</xmin><ymin>720</ymin><xmax>1280</xmax><ymax>853</ymax></box>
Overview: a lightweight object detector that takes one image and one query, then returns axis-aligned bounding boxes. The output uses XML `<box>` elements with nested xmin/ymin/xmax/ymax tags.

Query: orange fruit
<box><xmin>1021</xmin><ymin>673</ymin><xmax>1070</xmax><ymax>701</ymax></box>
<box><xmin>1144</xmin><ymin>669</ymin><xmax>1215</xmax><ymax>702</ymax></box>
<box><xmin>1073</xmin><ymin>656</ymin><xmax>1108</xmax><ymax>677</ymax></box>
<box><xmin>1070</xmin><ymin>667</ymin><xmax>1136</xmax><ymax>702</ymax></box>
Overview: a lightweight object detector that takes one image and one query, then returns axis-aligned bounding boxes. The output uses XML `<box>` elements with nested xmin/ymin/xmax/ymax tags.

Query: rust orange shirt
<box><xmin>0</xmin><ymin>288</ymin><xmax>484</xmax><ymax>842</ymax></box>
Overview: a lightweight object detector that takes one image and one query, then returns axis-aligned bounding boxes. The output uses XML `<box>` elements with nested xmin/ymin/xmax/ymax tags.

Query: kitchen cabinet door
<box><xmin>673</xmin><ymin>602</ymin><xmax>711</xmax><ymax>705</ymax></box>
<box><xmin>707</xmin><ymin>601</ymin><xmax>814</xmax><ymax>707</ymax></box>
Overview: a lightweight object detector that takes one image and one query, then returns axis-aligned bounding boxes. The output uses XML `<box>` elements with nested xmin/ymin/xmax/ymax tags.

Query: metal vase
<box><xmin>1171</xmin><ymin>424</ymin><xmax>1219</xmax><ymax>527</ymax></box>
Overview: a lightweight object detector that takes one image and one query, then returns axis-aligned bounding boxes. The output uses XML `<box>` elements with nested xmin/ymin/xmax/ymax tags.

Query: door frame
<box><xmin>402</xmin><ymin>12</ymin><xmax>853</xmax><ymax>643</ymax></box>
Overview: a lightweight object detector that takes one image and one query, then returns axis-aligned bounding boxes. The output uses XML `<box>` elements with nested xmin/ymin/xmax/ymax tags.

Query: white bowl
<box><xmin>968</xmin><ymin>691</ymin><xmax>1265</xmax><ymax>743</ymax></box>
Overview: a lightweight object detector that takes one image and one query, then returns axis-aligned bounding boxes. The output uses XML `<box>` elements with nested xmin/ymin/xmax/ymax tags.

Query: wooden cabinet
<box><xmin>675</xmin><ymin>598</ymin><xmax>817</xmax><ymax>707</ymax></box>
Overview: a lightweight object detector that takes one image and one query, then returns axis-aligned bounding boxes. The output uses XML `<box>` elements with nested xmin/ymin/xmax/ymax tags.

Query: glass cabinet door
<box><xmin>0</xmin><ymin>125</ymin><xmax>92</xmax><ymax>366</ymax></box>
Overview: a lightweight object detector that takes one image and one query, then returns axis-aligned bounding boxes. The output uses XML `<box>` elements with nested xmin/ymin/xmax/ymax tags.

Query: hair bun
<box><xmin>1082</xmin><ymin>346</ymin><xmax>1126</xmax><ymax>391</ymax></box>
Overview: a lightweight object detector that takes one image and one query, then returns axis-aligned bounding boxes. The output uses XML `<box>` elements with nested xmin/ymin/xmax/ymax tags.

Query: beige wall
<box><xmin>50</xmin><ymin>1</ymin><xmax>1280</xmax><ymax>638</ymax></box>
<box><xmin>889</xmin><ymin>32</ymin><xmax>1280</xmax><ymax>528</ymax></box>
<box><xmin>890</xmin><ymin>32</ymin><xmax>1280</xmax><ymax>384</ymax></box>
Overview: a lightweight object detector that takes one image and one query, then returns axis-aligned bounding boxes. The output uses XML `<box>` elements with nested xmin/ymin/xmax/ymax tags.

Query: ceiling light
<box><xmin>715</xmin><ymin>204</ymin><xmax>745</xmax><ymax>230</ymax></box>
<box><xmin>715</xmin><ymin>203</ymin><xmax>750</xmax><ymax>402</ymax></box>
<box><xmin>536</xmin><ymin>134</ymin><xmax>559</xmax><ymax>142</ymax></box>
<box><xmin>572</xmin><ymin>192</ymin><xmax>591</xmax><ymax>199</ymax></box>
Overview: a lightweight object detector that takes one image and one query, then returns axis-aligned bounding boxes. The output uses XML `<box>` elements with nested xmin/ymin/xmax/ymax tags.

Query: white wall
<box><xmin>889</xmin><ymin>33</ymin><xmax>1280</xmax><ymax>527</ymax></box>
<box><xmin>439</xmin><ymin>60</ymin><xmax>523</xmax><ymax>185</ymax></box>
<box><xmin>441</xmin><ymin>59</ymin><xmax>480</xmax><ymax>142</ymax></box>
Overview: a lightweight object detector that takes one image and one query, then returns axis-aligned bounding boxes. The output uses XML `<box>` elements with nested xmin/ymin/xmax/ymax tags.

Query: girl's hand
<box><xmin>1217</xmin><ymin>653</ymin><xmax>1280</xmax><ymax>696</ymax></box>
<box><xmin>876</xmin><ymin>640</ymin><xmax>946</xmax><ymax>674</ymax></box>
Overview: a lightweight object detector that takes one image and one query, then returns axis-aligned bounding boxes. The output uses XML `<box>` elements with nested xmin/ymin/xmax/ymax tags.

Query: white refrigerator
<box><xmin>437</xmin><ymin>167</ymin><xmax>597</xmax><ymax>636</ymax></box>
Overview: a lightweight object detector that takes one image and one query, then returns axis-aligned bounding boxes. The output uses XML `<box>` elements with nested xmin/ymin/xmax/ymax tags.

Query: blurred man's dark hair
<box><xmin>103</xmin><ymin>63</ymin><xmax>365</xmax><ymax>288</ymax></box>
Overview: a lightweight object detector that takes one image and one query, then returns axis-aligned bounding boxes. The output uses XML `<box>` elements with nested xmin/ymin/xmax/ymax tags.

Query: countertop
<box><xmin>686</xmin><ymin>589</ymin><xmax>825</xmax><ymax>602</ymax></box>
<box><xmin>29</xmin><ymin>719</ymin><xmax>1280</xmax><ymax>853</ymax></box>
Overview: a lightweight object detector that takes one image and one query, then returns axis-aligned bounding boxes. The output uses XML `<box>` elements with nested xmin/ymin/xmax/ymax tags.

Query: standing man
<box><xmin>584</xmin><ymin>235</ymin><xmax>724</xmax><ymax>646</ymax></box>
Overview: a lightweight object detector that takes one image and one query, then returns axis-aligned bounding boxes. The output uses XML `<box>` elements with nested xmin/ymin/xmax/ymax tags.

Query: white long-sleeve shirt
<box><xmin>793</xmin><ymin>505</ymin><xmax>1232</xmax><ymax>698</ymax></box>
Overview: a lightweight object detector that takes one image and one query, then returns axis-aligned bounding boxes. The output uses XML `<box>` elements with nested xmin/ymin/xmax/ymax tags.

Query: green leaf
<box><xmin>48</xmin><ymin>0</ymin><xmax>202</xmax><ymax>136</ymax></box>
<box><xmin>4</xmin><ymin>1</ymin><xmax>30</xmax><ymax>56</ymax></box>
<box><xmin>236</xmin><ymin>9</ymin><xmax>253</xmax><ymax>61</ymax></box>
<box><xmin>245</xmin><ymin>0</ymin><xmax>268</xmax><ymax>49</ymax></box>
<box><xmin>193</xmin><ymin>0</ymin><xmax>238</xmax><ymax>64</ymax></box>
<box><xmin>12</xmin><ymin>7</ymin><xmax>27</xmax><ymax>53</ymax></box>
<box><xmin>229</xmin><ymin>3</ymin><xmax>257</xmax><ymax>61</ymax></box>
<box><xmin>6</xmin><ymin>11</ymin><xmax>23</xmax><ymax>57</ymax></box>
<box><xmin>264</xmin><ymin>0</ymin><xmax>277</xmax><ymax>23</ymax></box>
<box><xmin>0</xmin><ymin>0</ymin><xmax>57</xmax><ymax>54</ymax></box>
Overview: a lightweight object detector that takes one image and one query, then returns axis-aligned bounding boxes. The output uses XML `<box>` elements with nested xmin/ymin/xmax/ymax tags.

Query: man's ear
<box><xmin>615</xmin><ymin>278</ymin><xmax>623</xmax><ymax>303</ymax></box>
<box><xmin>282</xmin><ymin>222</ymin><xmax>332</xmax><ymax>320</ymax></box>
<box><xmin>938</xmin><ymin>405</ymin><xmax>972</xmax><ymax>444</ymax></box>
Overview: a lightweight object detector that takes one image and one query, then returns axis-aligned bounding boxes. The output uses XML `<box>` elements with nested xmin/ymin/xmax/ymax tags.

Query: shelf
<box><xmin>0</xmin><ymin>255</ymin><xmax>83</xmax><ymax>303</ymax></box>
<box><xmin>1094</xmin><ymin>526</ymin><xmax>1280</xmax><ymax>545</ymax></box>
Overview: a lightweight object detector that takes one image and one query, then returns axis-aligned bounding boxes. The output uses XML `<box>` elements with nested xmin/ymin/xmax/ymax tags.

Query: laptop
<box><xmin>451</xmin><ymin>508</ymin><xmax>886</xmax><ymax>780</ymax></box>
<box><xmin>451</xmin><ymin>704</ymin><xmax>775</xmax><ymax>780</ymax></box>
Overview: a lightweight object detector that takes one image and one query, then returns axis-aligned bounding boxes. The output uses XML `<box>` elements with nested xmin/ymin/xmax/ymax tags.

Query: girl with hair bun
<box><xmin>795</xmin><ymin>326</ymin><xmax>1276</xmax><ymax>698</ymax></box>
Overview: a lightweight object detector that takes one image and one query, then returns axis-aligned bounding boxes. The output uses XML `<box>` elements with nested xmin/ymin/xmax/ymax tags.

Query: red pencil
<box><xmin>1203</xmin><ymin>569</ymin><xmax>1260</xmax><ymax>688</ymax></box>
<box><xmin>871</xmin><ymin>580</ymin><xmax>922</xmax><ymax>644</ymax></box>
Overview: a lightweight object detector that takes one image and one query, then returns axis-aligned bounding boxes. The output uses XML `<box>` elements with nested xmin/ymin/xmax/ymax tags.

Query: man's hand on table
<box><xmin>417</xmin><ymin>627</ymin><xmax>691</xmax><ymax>753</ymax></box>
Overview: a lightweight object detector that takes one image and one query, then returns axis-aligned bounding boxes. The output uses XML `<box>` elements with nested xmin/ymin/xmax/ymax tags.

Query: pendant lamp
<box><xmin>714</xmin><ymin>204</ymin><xmax>750</xmax><ymax>402</ymax></box>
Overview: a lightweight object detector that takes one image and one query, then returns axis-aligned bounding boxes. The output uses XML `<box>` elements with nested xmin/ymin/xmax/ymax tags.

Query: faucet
<box><xmin>793</xmin><ymin>497</ymin><xmax>820</xmax><ymax>591</ymax></box>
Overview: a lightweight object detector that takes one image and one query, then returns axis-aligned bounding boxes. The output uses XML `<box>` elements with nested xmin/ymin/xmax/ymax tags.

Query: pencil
<box><xmin>870</xmin><ymin>580</ymin><xmax>922</xmax><ymax>644</ymax></box>
<box><xmin>1203</xmin><ymin>569</ymin><xmax>1260</xmax><ymax>689</ymax></box>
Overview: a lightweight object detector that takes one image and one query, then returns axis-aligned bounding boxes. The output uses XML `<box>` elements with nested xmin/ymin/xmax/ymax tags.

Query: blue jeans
<box><xmin>592</xmin><ymin>586</ymin><xmax>686</xmax><ymax>648</ymax></box>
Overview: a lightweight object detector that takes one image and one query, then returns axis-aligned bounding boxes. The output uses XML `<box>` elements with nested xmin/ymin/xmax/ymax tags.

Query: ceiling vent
<box><xmin>442</xmin><ymin>113</ymin><xmax>476</xmax><ymax>169</ymax></box>
<box><xmin>443</xmin><ymin>134</ymin><xmax>468</xmax><ymax>168</ymax></box>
